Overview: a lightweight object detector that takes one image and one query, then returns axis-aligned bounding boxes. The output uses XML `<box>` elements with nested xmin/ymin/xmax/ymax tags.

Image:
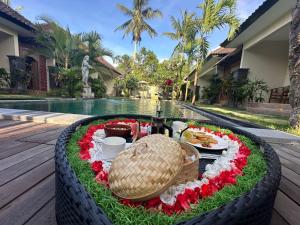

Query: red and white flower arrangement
<box><xmin>78</xmin><ymin>119</ymin><xmax>251</xmax><ymax>215</ymax></box>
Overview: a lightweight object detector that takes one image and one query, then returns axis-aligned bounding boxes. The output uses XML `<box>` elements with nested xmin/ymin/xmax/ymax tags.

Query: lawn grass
<box><xmin>67</xmin><ymin>119</ymin><xmax>266</xmax><ymax>225</ymax></box>
<box><xmin>196</xmin><ymin>103</ymin><xmax>300</xmax><ymax>137</ymax></box>
<box><xmin>0</xmin><ymin>94</ymin><xmax>45</xmax><ymax>100</ymax></box>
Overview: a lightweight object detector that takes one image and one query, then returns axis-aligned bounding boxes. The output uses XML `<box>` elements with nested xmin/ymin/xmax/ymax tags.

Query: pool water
<box><xmin>0</xmin><ymin>98</ymin><xmax>182</xmax><ymax>117</ymax></box>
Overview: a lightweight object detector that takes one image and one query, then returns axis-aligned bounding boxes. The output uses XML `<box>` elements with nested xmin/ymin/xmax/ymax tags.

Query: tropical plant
<box><xmin>72</xmin><ymin>31</ymin><xmax>113</xmax><ymax>66</ymax></box>
<box><xmin>289</xmin><ymin>0</ymin><xmax>300</xmax><ymax>129</ymax></box>
<box><xmin>35</xmin><ymin>16</ymin><xmax>77</xmax><ymax>69</ymax></box>
<box><xmin>125</xmin><ymin>75</ymin><xmax>139</xmax><ymax>96</ymax></box>
<box><xmin>91</xmin><ymin>77</ymin><xmax>107</xmax><ymax>98</ymax></box>
<box><xmin>115</xmin><ymin>54</ymin><xmax>133</xmax><ymax>75</ymax></box>
<box><xmin>115</xmin><ymin>0</ymin><xmax>162</xmax><ymax>60</ymax></box>
<box><xmin>114</xmin><ymin>77</ymin><xmax>126</xmax><ymax>96</ymax></box>
<box><xmin>164</xmin><ymin>11</ymin><xmax>196</xmax><ymax>61</ymax></box>
<box><xmin>133</xmin><ymin>47</ymin><xmax>159</xmax><ymax>81</ymax></box>
<box><xmin>59</xmin><ymin>68</ymin><xmax>83</xmax><ymax>97</ymax></box>
<box><xmin>245</xmin><ymin>79</ymin><xmax>269</xmax><ymax>103</ymax></box>
<box><xmin>202</xmin><ymin>75</ymin><xmax>223</xmax><ymax>104</ymax></box>
<box><xmin>0</xmin><ymin>68</ymin><xmax>10</xmax><ymax>87</ymax></box>
<box><xmin>191</xmin><ymin>0</ymin><xmax>240</xmax><ymax>104</ymax></box>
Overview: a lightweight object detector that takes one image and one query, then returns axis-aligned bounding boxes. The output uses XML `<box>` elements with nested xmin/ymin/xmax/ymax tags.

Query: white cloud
<box><xmin>103</xmin><ymin>56</ymin><xmax>118</xmax><ymax>67</ymax></box>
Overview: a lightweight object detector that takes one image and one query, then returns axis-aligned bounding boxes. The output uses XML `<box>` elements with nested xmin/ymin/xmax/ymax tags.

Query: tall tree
<box><xmin>35</xmin><ymin>16</ymin><xmax>77</xmax><ymax>69</ymax></box>
<box><xmin>289</xmin><ymin>0</ymin><xmax>300</xmax><ymax>129</ymax></box>
<box><xmin>164</xmin><ymin>11</ymin><xmax>196</xmax><ymax>98</ymax></box>
<box><xmin>191</xmin><ymin>0</ymin><xmax>239</xmax><ymax>104</ymax></box>
<box><xmin>115</xmin><ymin>0</ymin><xmax>162</xmax><ymax>61</ymax></box>
<box><xmin>164</xmin><ymin>11</ymin><xmax>196</xmax><ymax>62</ymax></box>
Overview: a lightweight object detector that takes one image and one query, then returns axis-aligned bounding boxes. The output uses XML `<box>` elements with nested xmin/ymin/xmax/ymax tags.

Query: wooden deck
<box><xmin>0</xmin><ymin>120</ymin><xmax>65</xmax><ymax>225</ymax></box>
<box><xmin>0</xmin><ymin>119</ymin><xmax>299</xmax><ymax>225</ymax></box>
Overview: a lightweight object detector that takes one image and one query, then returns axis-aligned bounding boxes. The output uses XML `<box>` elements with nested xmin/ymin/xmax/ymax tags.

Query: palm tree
<box><xmin>115</xmin><ymin>0</ymin><xmax>162</xmax><ymax>61</ymax></box>
<box><xmin>289</xmin><ymin>0</ymin><xmax>300</xmax><ymax>129</ymax></box>
<box><xmin>191</xmin><ymin>0</ymin><xmax>239</xmax><ymax>104</ymax></box>
<box><xmin>164</xmin><ymin>11</ymin><xmax>196</xmax><ymax>99</ymax></box>
<box><xmin>35</xmin><ymin>16</ymin><xmax>77</xmax><ymax>69</ymax></box>
<box><xmin>164</xmin><ymin>11</ymin><xmax>196</xmax><ymax>62</ymax></box>
<box><xmin>80</xmin><ymin>31</ymin><xmax>113</xmax><ymax>60</ymax></box>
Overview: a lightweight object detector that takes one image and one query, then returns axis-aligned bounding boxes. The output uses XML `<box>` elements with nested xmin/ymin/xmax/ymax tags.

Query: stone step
<box><xmin>247</xmin><ymin>107</ymin><xmax>291</xmax><ymax>117</ymax></box>
<box><xmin>248</xmin><ymin>102</ymin><xmax>291</xmax><ymax>110</ymax></box>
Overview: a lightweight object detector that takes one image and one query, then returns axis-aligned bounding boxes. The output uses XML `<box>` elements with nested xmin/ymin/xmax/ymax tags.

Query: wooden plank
<box><xmin>0</xmin><ymin>120</ymin><xmax>25</xmax><ymax>128</ymax></box>
<box><xmin>0</xmin><ymin>149</ymin><xmax>54</xmax><ymax>186</ymax></box>
<box><xmin>0</xmin><ymin>141</ymin><xmax>40</xmax><ymax>159</ymax></box>
<box><xmin>271</xmin><ymin>209</ymin><xmax>290</xmax><ymax>225</ymax></box>
<box><xmin>24</xmin><ymin>198</ymin><xmax>57</xmax><ymax>225</ymax></box>
<box><xmin>274</xmin><ymin>191</ymin><xmax>300</xmax><ymax>225</ymax></box>
<box><xmin>0</xmin><ymin>174</ymin><xmax>55</xmax><ymax>225</ymax></box>
<box><xmin>46</xmin><ymin>139</ymin><xmax>57</xmax><ymax>145</ymax></box>
<box><xmin>275</xmin><ymin>149</ymin><xmax>300</xmax><ymax>167</ymax></box>
<box><xmin>287</xmin><ymin>143</ymin><xmax>300</xmax><ymax>153</ymax></box>
<box><xmin>18</xmin><ymin>127</ymin><xmax>65</xmax><ymax>144</ymax></box>
<box><xmin>0</xmin><ymin>121</ymin><xmax>40</xmax><ymax>135</ymax></box>
<box><xmin>280</xmin><ymin>176</ymin><xmax>300</xmax><ymax>205</ymax></box>
<box><xmin>0</xmin><ymin>159</ymin><xmax>54</xmax><ymax>208</ymax></box>
<box><xmin>273</xmin><ymin>144</ymin><xmax>300</xmax><ymax>159</ymax></box>
<box><xmin>0</xmin><ymin>123</ymin><xmax>63</xmax><ymax>141</ymax></box>
<box><xmin>277</xmin><ymin>155</ymin><xmax>300</xmax><ymax>175</ymax></box>
<box><xmin>281</xmin><ymin>166</ymin><xmax>300</xmax><ymax>187</ymax></box>
<box><xmin>0</xmin><ymin>144</ymin><xmax>53</xmax><ymax>171</ymax></box>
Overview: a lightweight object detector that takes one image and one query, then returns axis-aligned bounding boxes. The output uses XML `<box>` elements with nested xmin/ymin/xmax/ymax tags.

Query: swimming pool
<box><xmin>0</xmin><ymin>98</ymin><xmax>182</xmax><ymax>117</ymax></box>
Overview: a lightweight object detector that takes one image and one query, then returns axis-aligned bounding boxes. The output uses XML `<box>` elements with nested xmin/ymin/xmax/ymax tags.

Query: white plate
<box><xmin>181</xmin><ymin>130</ymin><xmax>228</xmax><ymax>150</ymax></box>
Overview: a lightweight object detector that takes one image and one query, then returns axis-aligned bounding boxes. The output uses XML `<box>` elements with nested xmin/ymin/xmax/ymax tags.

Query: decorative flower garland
<box><xmin>78</xmin><ymin>119</ymin><xmax>251</xmax><ymax>215</ymax></box>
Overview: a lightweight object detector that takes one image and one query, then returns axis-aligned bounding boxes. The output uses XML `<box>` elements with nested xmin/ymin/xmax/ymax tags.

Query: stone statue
<box><xmin>81</xmin><ymin>55</ymin><xmax>92</xmax><ymax>87</ymax></box>
<box><xmin>81</xmin><ymin>55</ymin><xmax>94</xmax><ymax>98</ymax></box>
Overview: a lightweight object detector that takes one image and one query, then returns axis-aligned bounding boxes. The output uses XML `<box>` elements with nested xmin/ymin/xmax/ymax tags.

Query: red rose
<box><xmin>91</xmin><ymin>161</ymin><xmax>103</xmax><ymax>173</ymax></box>
<box><xmin>239</xmin><ymin>145</ymin><xmax>251</xmax><ymax>156</ymax></box>
<box><xmin>200</xmin><ymin>182</ymin><xmax>218</xmax><ymax>198</ymax></box>
<box><xmin>79</xmin><ymin>149</ymin><xmax>90</xmax><ymax>160</ymax></box>
<box><xmin>177</xmin><ymin>193</ymin><xmax>190</xmax><ymax>210</ymax></box>
<box><xmin>95</xmin><ymin>171</ymin><xmax>109</xmax><ymax>186</ymax></box>
<box><xmin>162</xmin><ymin>203</ymin><xmax>174</xmax><ymax>215</ymax></box>
<box><xmin>184</xmin><ymin>189</ymin><xmax>198</xmax><ymax>204</ymax></box>
<box><xmin>145</xmin><ymin>197</ymin><xmax>161</xmax><ymax>209</ymax></box>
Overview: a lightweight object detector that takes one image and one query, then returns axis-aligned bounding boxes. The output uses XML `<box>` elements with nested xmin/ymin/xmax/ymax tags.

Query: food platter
<box><xmin>181</xmin><ymin>128</ymin><xmax>229</xmax><ymax>150</ymax></box>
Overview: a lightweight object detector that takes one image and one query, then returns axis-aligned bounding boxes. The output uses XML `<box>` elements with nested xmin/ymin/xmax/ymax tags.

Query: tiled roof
<box><xmin>96</xmin><ymin>57</ymin><xmax>123</xmax><ymax>76</ymax></box>
<box><xmin>0</xmin><ymin>1</ymin><xmax>35</xmax><ymax>31</ymax></box>
<box><xmin>209</xmin><ymin>47</ymin><xmax>236</xmax><ymax>56</ymax></box>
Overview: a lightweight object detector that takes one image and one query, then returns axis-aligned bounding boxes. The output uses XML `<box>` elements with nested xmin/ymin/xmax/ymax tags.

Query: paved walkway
<box><xmin>0</xmin><ymin>116</ymin><xmax>299</xmax><ymax>224</ymax></box>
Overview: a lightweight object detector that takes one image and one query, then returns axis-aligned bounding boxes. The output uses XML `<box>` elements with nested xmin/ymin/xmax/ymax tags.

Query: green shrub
<box><xmin>91</xmin><ymin>77</ymin><xmax>107</xmax><ymax>98</ymax></box>
<box><xmin>60</xmin><ymin>68</ymin><xmax>83</xmax><ymax>97</ymax></box>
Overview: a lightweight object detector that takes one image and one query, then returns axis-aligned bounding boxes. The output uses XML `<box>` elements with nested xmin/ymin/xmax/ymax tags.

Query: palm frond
<box><xmin>116</xmin><ymin>4</ymin><xmax>133</xmax><ymax>17</ymax></box>
<box><xmin>142</xmin><ymin>8</ymin><xmax>162</xmax><ymax>19</ymax></box>
<box><xmin>143</xmin><ymin>21</ymin><xmax>157</xmax><ymax>37</ymax></box>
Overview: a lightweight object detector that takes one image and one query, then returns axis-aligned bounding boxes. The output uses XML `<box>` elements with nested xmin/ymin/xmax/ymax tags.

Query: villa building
<box><xmin>187</xmin><ymin>0</ymin><xmax>296</xmax><ymax>115</ymax></box>
<box><xmin>0</xmin><ymin>2</ymin><xmax>122</xmax><ymax>95</ymax></box>
<box><xmin>0</xmin><ymin>1</ymin><xmax>53</xmax><ymax>91</ymax></box>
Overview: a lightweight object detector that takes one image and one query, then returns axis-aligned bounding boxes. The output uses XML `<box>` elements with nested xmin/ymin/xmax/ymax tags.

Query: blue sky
<box><xmin>12</xmin><ymin>0</ymin><xmax>265</xmax><ymax>62</ymax></box>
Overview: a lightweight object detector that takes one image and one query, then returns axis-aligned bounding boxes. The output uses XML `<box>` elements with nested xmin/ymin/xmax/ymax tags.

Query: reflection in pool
<box><xmin>0</xmin><ymin>98</ymin><xmax>182</xmax><ymax>117</ymax></box>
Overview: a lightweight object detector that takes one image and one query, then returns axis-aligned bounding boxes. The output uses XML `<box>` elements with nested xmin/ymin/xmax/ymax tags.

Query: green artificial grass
<box><xmin>67</xmin><ymin>119</ymin><xmax>267</xmax><ymax>225</ymax></box>
<box><xmin>0</xmin><ymin>94</ymin><xmax>45</xmax><ymax>100</ymax></box>
<box><xmin>196</xmin><ymin>103</ymin><xmax>300</xmax><ymax>137</ymax></box>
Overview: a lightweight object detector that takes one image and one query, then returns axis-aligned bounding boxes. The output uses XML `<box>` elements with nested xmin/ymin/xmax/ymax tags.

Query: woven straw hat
<box><xmin>109</xmin><ymin>134</ymin><xmax>184</xmax><ymax>201</ymax></box>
